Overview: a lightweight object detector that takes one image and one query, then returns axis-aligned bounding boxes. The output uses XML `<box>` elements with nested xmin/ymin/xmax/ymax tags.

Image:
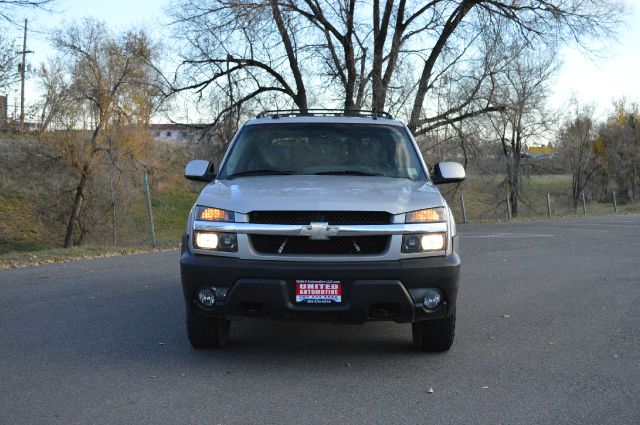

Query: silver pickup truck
<box><xmin>180</xmin><ymin>110</ymin><xmax>465</xmax><ymax>352</ymax></box>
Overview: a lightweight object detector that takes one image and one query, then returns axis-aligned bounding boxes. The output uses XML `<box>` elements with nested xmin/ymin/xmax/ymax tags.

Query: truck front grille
<box><xmin>248</xmin><ymin>211</ymin><xmax>391</xmax><ymax>225</ymax></box>
<box><xmin>250</xmin><ymin>235</ymin><xmax>389</xmax><ymax>255</ymax></box>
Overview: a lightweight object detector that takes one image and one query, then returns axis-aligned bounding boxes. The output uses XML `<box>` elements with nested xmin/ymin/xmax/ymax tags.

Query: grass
<box><xmin>0</xmin><ymin>186</ymin><xmax>194</xmax><ymax>269</ymax></box>
<box><xmin>0</xmin><ymin>243</ymin><xmax>178</xmax><ymax>270</ymax></box>
<box><xmin>443</xmin><ymin>174</ymin><xmax>639</xmax><ymax>222</ymax></box>
<box><xmin>151</xmin><ymin>188</ymin><xmax>199</xmax><ymax>241</ymax></box>
<box><xmin>0</xmin><ymin>239</ymin><xmax>58</xmax><ymax>256</ymax></box>
<box><xmin>0</xmin><ymin>195</ymin><xmax>52</xmax><ymax>245</ymax></box>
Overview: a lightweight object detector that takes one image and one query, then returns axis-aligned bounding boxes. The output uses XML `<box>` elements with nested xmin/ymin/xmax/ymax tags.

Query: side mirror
<box><xmin>185</xmin><ymin>160</ymin><xmax>216</xmax><ymax>182</ymax></box>
<box><xmin>431</xmin><ymin>161</ymin><xmax>465</xmax><ymax>185</ymax></box>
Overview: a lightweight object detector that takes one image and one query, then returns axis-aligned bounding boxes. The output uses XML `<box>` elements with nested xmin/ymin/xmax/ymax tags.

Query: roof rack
<box><xmin>256</xmin><ymin>109</ymin><xmax>394</xmax><ymax>120</ymax></box>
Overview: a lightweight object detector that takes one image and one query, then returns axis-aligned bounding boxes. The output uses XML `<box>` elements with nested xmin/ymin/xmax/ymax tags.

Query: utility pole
<box><xmin>16</xmin><ymin>19</ymin><xmax>33</xmax><ymax>131</ymax></box>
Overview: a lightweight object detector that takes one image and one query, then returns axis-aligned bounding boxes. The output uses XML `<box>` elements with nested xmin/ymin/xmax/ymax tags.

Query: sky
<box><xmin>3</xmin><ymin>0</ymin><xmax>640</xmax><ymax>123</ymax></box>
<box><xmin>3</xmin><ymin>0</ymin><xmax>168</xmax><ymax>118</ymax></box>
<box><xmin>549</xmin><ymin>1</ymin><xmax>640</xmax><ymax>119</ymax></box>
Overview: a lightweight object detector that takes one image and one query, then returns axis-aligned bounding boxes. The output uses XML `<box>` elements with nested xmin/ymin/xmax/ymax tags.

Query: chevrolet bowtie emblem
<box><xmin>301</xmin><ymin>222</ymin><xmax>339</xmax><ymax>240</ymax></box>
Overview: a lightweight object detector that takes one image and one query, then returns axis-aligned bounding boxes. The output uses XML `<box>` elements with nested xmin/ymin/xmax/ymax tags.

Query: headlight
<box><xmin>420</xmin><ymin>234</ymin><xmax>445</xmax><ymax>250</ymax></box>
<box><xmin>193</xmin><ymin>231</ymin><xmax>237</xmax><ymax>252</ymax></box>
<box><xmin>194</xmin><ymin>232</ymin><xmax>219</xmax><ymax>249</ymax></box>
<box><xmin>403</xmin><ymin>207</ymin><xmax>448</xmax><ymax>254</ymax></box>
<box><xmin>195</xmin><ymin>206</ymin><xmax>234</xmax><ymax>222</ymax></box>
<box><xmin>192</xmin><ymin>207</ymin><xmax>237</xmax><ymax>252</ymax></box>
<box><xmin>402</xmin><ymin>233</ymin><xmax>447</xmax><ymax>253</ymax></box>
<box><xmin>405</xmin><ymin>207</ymin><xmax>446</xmax><ymax>223</ymax></box>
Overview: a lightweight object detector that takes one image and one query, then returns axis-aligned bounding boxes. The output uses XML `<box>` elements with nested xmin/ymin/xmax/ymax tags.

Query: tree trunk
<box><xmin>511</xmin><ymin>128</ymin><xmax>522</xmax><ymax>217</ymax></box>
<box><xmin>354</xmin><ymin>47</ymin><xmax>368</xmax><ymax>110</ymax></box>
<box><xmin>372</xmin><ymin>0</ymin><xmax>404</xmax><ymax>113</ymax></box>
<box><xmin>511</xmin><ymin>154</ymin><xmax>520</xmax><ymax>216</ymax></box>
<box><xmin>408</xmin><ymin>1</ymin><xmax>474</xmax><ymax>132</ymax></box>
<box><xmin>343</xmin><ymin>44</ymin><xmax>356</xmax><ymax>111</ymax></box>
<box><xmin>63</xmin><ymin>164</ymin><xmax>90</xmax><ymax>248</ymax></box>
<box><xmin>64</xmin><ymin>129</ymin><xmax>101</xmax><ymax>248</ymax></box>
<box><xmin>371</xmin><ymin>0</ymin><xmax>386</xmax><ymax>113</ymax></box>
<box><xmin>270</xmin><ymin>0</ymin><xmax>308</xmax><ymax>112</ymax></box>
<box><xmin>343</xmin><ymin>0</ymin><xmax>357</xmax><ymax>111</ymax></box>
<box><xmin>571</xmin><ymin>171</ymin><xmax>581</xmax><ymax>212</ymax></box>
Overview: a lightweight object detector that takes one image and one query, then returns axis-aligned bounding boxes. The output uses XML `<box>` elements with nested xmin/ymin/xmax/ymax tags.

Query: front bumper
<box><xmin>180</xmin><ymin>234</ymin><xmax>460</xmax><ymax>324</ymax></box>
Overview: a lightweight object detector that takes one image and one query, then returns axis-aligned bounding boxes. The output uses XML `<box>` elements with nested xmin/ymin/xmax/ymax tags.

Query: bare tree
<box><xmin>46</xmin><ymin>19</ymin><xmax>163</xmax><ymax>247</ymax></box>
<box><xmin>170</xmin><ymin>0</ymin><xmax>622</xmax><ymax>141</ymax></box>
<box><xmin>33</xmin><ymin>59</ymin><xmax>73</xmax><ymax>132</ymax></box>
<box><xmin>0</xmin><ymin>32</ymin><xmax>17</xmax><ymax>92</ymax></box>
<box><xmin>404</xmin><ymin>0</ymin><xmax>622</xmax><ymax>135</ymax></box>
<box><xmin>557</xmin><ymin>102</ymin><xmax>599</xmax><ymax>211</ymax></box>
<box><xmin>595</xmin><ymin>101</ymin><xmax>640</xmax><ymax>202</ymax></box>
<box><xmin>170</xmin><ymin>0</ymin><xmax>309</xmax><ymax>122</ymax></box>
<box><xmin>0</xmin><ymin>0</ymin><xmax>54</xmax><ymax>23</ymax></box>
<box><xmin>487</xmin><ymin>41</ymin><xmax>558</xmax><ymax>216</ymax></box>
<box><xmin>280</xmin><ymin>0</ymin><xmax>370</xmax><ymax>110</ymax></box>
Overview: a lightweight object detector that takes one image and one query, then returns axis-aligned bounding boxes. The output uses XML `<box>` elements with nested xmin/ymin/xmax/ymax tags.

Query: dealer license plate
<box><xmin>295</xmin><ymin>279</ymin><xmax>342</xmax><ymax>304</ymax></box>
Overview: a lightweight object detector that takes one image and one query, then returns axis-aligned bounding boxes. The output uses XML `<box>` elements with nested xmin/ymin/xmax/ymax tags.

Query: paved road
<box><xmin>1</xmin><ymin>215</ymin><xmax>639</xmax><ymax>425</ymax></box>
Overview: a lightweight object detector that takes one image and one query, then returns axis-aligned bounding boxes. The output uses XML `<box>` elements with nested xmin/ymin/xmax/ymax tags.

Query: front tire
<box><xmin>186</xmin><ymin>306</ymin><xmax>230</xmax><ymax>348</ymax></box>
<box><xmin>412</xmin><ymin>312</ymin><xmax>455</xmax><ymax>352</ymax></box>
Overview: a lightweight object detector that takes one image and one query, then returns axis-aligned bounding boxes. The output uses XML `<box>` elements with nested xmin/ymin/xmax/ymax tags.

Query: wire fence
<box><xmin>447</xmin><ymin>191</ymin><xmax>638</xmax><ymax>224</ymax></box>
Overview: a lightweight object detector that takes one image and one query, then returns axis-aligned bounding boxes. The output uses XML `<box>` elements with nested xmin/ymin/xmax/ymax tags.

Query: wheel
<box><xmin>412</xmin><ymin>312</ymin><xmax>455</xmax><ymax>352</ymax></box>
<box><xmin>186</xmin><ymin>306</ymin><xmax>230</xmax><ymax>348</ymax></box>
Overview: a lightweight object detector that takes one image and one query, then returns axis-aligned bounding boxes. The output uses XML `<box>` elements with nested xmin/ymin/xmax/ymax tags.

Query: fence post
<box><xmin>144</xmin><ymin>171</ymin><xmax>157</xmax><ymax>248</ymax></box>
<box><xmin>547</xmin><ymin>193</ymin><xmax>552</xmax><ymax>219</ymax></box>
<box><xmin>460</xmin><ymin>194</ymin><xmax>468</xmax><ymax>224</ymax></box>
<box><xmin>506</xmin><ymin>194</ymin><xmax>512</xmax><ymax>220</ymax></box>
<box><xmin>613</xmin><ymin>191</ymin><xmax>618</xmax><ymax>213</ymax></box>
<box><xmin>581</xmin><ymin>192</ymin><xmax>587</xmax><ymax>215</ymax></box>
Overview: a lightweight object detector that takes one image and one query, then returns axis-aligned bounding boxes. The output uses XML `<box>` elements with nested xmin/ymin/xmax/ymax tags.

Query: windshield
<box><xmin>220</xmin><ymin>123</ymin><xmax>425</xmax><ymax>180</ymax></box>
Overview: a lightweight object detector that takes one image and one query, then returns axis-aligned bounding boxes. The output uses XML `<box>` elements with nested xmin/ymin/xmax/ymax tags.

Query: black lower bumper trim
<box><xmin>181</xmin><ymin>234</ymin><xmax>459</xmax><ymax>323</ymax></box>
<box><xmin>221</xmin><ymin>279</ymin><xmax>417</xmax><ymax>323</ymax></box>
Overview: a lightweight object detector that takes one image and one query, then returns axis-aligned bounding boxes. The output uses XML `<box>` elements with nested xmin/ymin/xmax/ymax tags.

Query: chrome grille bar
<box><xmin>193</xmin><ymin>221</ymin><xmax>447</xmax><ymax>236</ymax></box>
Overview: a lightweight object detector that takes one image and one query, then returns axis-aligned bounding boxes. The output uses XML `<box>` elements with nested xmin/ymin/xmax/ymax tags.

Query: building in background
<box><xmin>149</xmin><ymin>123</ymin><xmax>205</xmax><ymax>143</ymax></box>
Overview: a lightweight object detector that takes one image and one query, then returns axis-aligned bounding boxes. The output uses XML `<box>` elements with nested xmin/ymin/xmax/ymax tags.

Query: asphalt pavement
<box><xmin>1</xmin><ymin>215</ymin><xmax>639</xmax><ymax>424</ymax></box>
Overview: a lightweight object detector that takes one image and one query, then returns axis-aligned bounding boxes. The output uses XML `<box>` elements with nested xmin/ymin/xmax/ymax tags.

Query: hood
<box><xmin>196</xmin><ymin>175</ymin><xmax>444</xmax><ymax>215</ymax></box>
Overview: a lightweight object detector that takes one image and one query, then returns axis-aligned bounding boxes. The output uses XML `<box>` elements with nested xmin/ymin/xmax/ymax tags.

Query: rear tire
<box><xmin>412</xmin><ymin>312</ymin><xmax>455</xmax><ymax>352</ymax></box>
<box><xmin>186</xmin><ymin>306</ymin><xmax>230</xmax><ymax>348</ymax></box>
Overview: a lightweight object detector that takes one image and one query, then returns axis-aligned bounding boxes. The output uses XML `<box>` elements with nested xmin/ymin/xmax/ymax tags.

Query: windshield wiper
<box><xmin>226</xmin><ymin>169</ymin><xmax>298</xmax><ymax>179</ymax></box>
<box><xmin>313</xmin><ymin>170</ymin><xmax>385</xmax><ymax>177</ymax></box>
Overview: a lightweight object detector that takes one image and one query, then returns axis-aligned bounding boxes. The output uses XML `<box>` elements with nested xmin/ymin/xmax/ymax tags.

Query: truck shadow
<box><xmin>8</xmin><ymin>282</ymin><xmax>447</xmax><ymax>377</ymax></box>
<box><xmin>218</xmin><ymin>320</ymin><xmax>417</xmax><ymax>355</ymax></box>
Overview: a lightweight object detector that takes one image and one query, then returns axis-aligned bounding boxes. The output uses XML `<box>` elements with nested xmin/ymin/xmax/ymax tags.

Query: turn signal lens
<box><xmin>405</xmin><ymin>207</ymin><xmax>446</xmax><ymax>223</ymax></box>
<box><xmin>196</xmin><ymin>206</ymin><xmax>234</xmax><ymax>222</ymax></box>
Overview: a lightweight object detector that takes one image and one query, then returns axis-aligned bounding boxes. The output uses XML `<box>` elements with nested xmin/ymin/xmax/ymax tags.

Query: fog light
<box><xmin>194</xmin><ymin>232</ymin><xmax>219</xmax><ymax>250</ymax></box>
<box><xmin>421</xmin><ymin>234</ymin><xmax>445</xmax><ymax>251</ymax></box>
<box><xmin>423</xmin><ymin>290</ymin><xmax>442</xmax><ymax>311</ymax></box>
<box><xmin>197</xmin><ymin>287</ymin><xmax>216</xmax><ymax>307</ymax></box>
